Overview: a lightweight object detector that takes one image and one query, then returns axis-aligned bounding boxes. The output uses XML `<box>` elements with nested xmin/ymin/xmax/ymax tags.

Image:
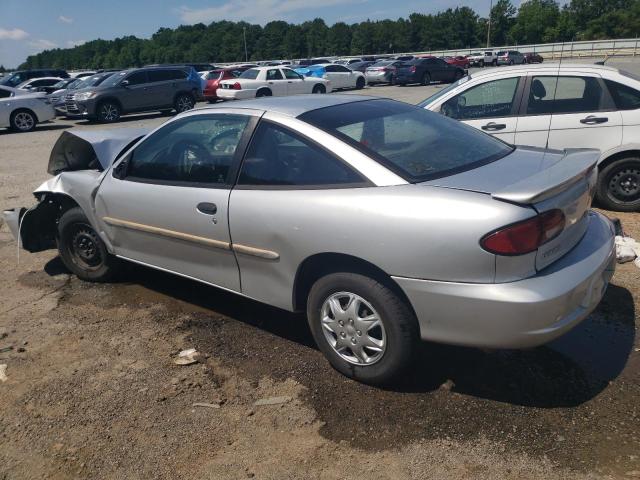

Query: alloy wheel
<box><xmin>14</xmin><ymin>112</ymin><xmax>35</xmax><ymax>131</ymax></box>
<box><xmin>176</xmin><ymin>95</ymin><xmax>194</xmax><ymax>112</ymax></box>
<box><xmin>320</xmin><ymin>291</ymin><xmax>386</xmax><ymax>366</ymax></box>
<box><xmin>100</xmin><ymin>103</ymin><xmax>119</xmax><ymax>122</ymax></box>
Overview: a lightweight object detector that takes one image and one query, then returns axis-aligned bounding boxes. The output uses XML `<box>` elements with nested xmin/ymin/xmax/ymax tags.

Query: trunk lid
<box><xmin>422</xmin><ymin>146</ymin><xmax>599</xmax><ymax>271</ymax></box>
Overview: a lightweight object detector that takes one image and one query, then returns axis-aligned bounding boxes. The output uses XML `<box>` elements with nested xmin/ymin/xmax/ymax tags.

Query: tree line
<box><xmin>18</xmin><ymin>0</ymin><xmax>640</xmax><ymax>70</ymax></box>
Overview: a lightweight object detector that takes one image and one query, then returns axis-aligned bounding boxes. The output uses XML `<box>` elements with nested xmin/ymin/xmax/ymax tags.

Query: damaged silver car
<box><xmin>4</xmin><ymin>95</ymin><xmax>616</xmax><ymax>385</ymax></box>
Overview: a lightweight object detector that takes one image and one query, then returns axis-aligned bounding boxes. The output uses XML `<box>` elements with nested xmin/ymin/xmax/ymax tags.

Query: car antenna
<box><xmin>544</xmin><ymin>41</ymin><xmax>564</xmax><ymax>149</ymax></box>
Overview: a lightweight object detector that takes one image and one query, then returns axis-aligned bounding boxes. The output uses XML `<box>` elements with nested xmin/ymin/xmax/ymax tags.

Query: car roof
<box><xmin>470</xmin><ymin>63</ymin><xmax>620</xmax><ymax>79</ymax></box>
<box><xmin>199</xmin><ymin>94</ymin><xmax>380</xmax><ymax>118</ymax></box>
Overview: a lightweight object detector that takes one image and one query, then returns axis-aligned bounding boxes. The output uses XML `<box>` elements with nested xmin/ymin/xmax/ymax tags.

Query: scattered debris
<box><xmin>615</xmin><ymin>235</ymin><xmax>640</xmax><ymax>265</ymax></box>
<box><xmin>173</xmin><ymin>348</ymin><xmax>200</xmax><ymax>366</ymax></box>
<box><xmin>253</xmin><ymin>396</ymin><xmax>291</xmax><ymax>406</ymax></box>
<box><xmin>0</xmin><ymin>364</ymin><xmax>7</xmax><ymax>382</ymax></box>
<box><xmin>192</xmin><ymin>402</ymin><xmax>221</xmax><ymax>409</ymax></box>
<box><xmin>439</xmin><ymin>379</ymin><xmax>455</xmax><ymax>391</ymax></box>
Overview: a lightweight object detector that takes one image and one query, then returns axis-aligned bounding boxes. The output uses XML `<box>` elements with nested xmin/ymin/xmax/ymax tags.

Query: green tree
<box><xmin>510</xmin><ymin>0</ymin><xmax>560</xmax><ymax>44</ymax></box>
<box><xmin>490</xmin><ymin>0</ymin><xmax>517</xmax><ymax>46</ymax></box>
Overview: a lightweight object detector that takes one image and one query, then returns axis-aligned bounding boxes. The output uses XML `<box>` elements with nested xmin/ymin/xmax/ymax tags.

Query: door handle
<box><xmin>287</xmin><ymin>81</ymin><xmax>293</xmax><ymax>83</ymax></box>
<box><xmin>268</xmin><ymin>82</ymin><xmax>274</xmax><ymax>84</ymax></box>
<box><xmin>481</xmin><ymin>122</ymin><xmax>507</xmax><ymax>131</ymax></box>
<box><xmin>580</xmin><ymin>115</ymin><xmax>608</xmax><ymax>124</ymax></box>
<box><xmin>196</xmin><ymin>202</ymin><xmax>217</xmax><ymax>215</ymax></box>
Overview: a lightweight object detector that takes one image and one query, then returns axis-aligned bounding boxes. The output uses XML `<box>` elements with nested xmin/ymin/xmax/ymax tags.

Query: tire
<box><xmin>421</xmin><ymin>72</ymin><xmax>431</xmax><ymax>86</ymax></box>
<box><xmin>493</xmin><ymin>59</ymin><xmax>497</xmax><ymax>66</ymax></box>
<box><xmin>96</xmin><ymin>101</ymin><xmax>121</xmax><ymax>123</ymax></box>
<box><xmin>256</xmin><ymin>88</ymin><xmax>272</xmax><ymax>98</ymax></box>
<box><xmin>453</xmin><ymin>70</ymin><xmax>464</xmax><ymax>81</ymax></box>
<box><xmin>480</xmin><ymin>60</ymin><xmax>485</xmax><ymax>68</ymax></box>
<box><xmin>57</xmin><ymin>207</ymin><xmax>121</xmax><ymax>282</ymax></box>
<box><xmin>355</xmin><ymin>77</ymin><xmax>365</xmax><ymax>90</ymax></box>
<box><xmin>9</xmin><ymin>109</ymin><xmax>36</xmax><ymax>132</ymax></box>
<box><xmin>306</xmin><ymin>272</ymin><xmax>418</xmax><ymax>385</ymax></box>
<box><xmin>509</xmin><ymin>60</ymin><xmax>514</xmax><ymax>66</ymax></box>
<box><xmin>174</xmin><ymin>93</ymin><xmax>195</xmax><ymax>113</ymax></box>
<box><xmin>312</xmin><ymin>84</ymin><xmax>326</xmax><ymax>94</ymax></box>
<box><xmin>596</xmin><ymin>157</ymin><xmax>640</xmax><ymax>212</ymax></box>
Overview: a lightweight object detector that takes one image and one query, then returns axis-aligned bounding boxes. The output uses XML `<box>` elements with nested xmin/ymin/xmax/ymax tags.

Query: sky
<box><xmin>1</xmin><ymin>0</ymin><xmax>530</xmax><ymax>68</ymax></box>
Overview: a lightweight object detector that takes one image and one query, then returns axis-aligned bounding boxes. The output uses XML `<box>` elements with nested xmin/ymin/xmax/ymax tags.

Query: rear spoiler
<box><xmin>491</xmin><ymin>149</ymin><xmax>599</xmax><ymax>204</ymax></box>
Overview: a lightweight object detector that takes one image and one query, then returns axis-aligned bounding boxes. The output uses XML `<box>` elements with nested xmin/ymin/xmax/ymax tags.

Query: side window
<box><xmin>435</xmin><ymin>58</ymin><xmax>447</xmax><ymax>66</ymax></box>
<box><xmin>266</xmin><ymin>69</ymin><xmax>283</xmax><ymax>81</ymax></box>
<box><xmin>125</xmin><ymin>71</ymin><xmax>148</xmax><ymax>86</ymax></box>
<box><xmin>283</xmin><ymin>69</ymin><xmax>301</xmax><ymax>80</ymax></box>
<box><xmin>148</xmin><ymin>70</ymin><xmax>175</xmax><ymax>82</ymax></box>
<box><xmin>170</xmin><ymin>69</ymin><xmax>188</xmax><ymax>80</ymax></box>
<box><xmin>125</xmin><ymin>114</ymin><xmax>251</xmax><ymax>185</ymax></box>
<box><xmin>324</xmin><ymin>65</ymin><xmax>337</xmax><ymax>72</ymax></box>
<box><xmin>527</xmin><ymin>76</ymin><xmax>604</xmax><ymax>115</ymax></box>
<box><xmin>442</xmin><ymin>77</ymin><xmax>519</xmax><ymax>120</ymax></box>
<box><xmin>238</xmin><ymin>122</ymin><xmax>365</xmax><ymax>187</ymax></box>
<box><xmin>605</xmin><ymin>79</ymin><xmax>640</xmax><ymax>110</ymax></box>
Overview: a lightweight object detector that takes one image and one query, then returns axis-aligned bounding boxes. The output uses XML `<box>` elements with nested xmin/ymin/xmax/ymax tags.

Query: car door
<box><xmin>94</xmin><ymin>110</ymin><xmax>260</xmax><ymax>291</ymax></box>
<box><xmin>439</xmin><ymin>75</ymin><xmax>524</xmax><ymax>143</ymax></box>
<box><xmin>146</xmin><ymin>69</ymin><xmax>178</xmax><ymax>108</ymax></box>
<box><xmin>119</xmin><ymin>70</ymin><xmax>152</xmax><ymax>111</ymax></box>
<box><xmin>282</xmin><ymin>68</ymin><xmax>307</xmax><ymax>94</ymax></box>
<box><xmin>433</xmin><ymin>58</ymin><xmax>454</xmax><ymax>82</ymax></box>
<box><xmin>0</xmin><ymin>88</ymin><xmax>12</xmax><ymax>126</ymax></box>
<box><xmin>228</xmin><ymin>117</ymin><xmax>370</xmax><ymax>310</ymax></box>
<box><xmin>546</xmin><ymin>75</ymin><xmax>622</xmax><ymax>154</ymax></box>
<box><xmin>264</xmin><ymin>68</ymin><xmax>287</xmax><ymax>96</ymax></box>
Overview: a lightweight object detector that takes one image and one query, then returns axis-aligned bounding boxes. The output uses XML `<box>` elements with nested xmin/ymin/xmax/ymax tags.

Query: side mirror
<box><xmin>112</xmin><ymin>157</ymin><xmax>129</xmax><ymax>179</ymax></box>
<box><xmin>121</xmin><ymin>80</ymin><xmax>130</xmax><ymax>87</ymax></box>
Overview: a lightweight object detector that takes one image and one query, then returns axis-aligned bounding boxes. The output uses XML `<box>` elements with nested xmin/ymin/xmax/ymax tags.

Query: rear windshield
<box><xmin>299</xmin><ymin>99</ymin><xmax>513</xmax><ymax>183</ymax></box>
<box><xmin>207</xmin><ymin>70</ymin><xmax>224</xmax><ymax>80</ymax></box>
<box><xmin>240</xmin><ymin>69</ymin><xmax>260</xmax><ymax>79</ymax></box>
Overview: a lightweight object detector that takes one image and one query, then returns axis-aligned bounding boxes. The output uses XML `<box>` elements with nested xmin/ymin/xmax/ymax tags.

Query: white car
<box><xmin>16</xmin><ymin>77</ymin><xmax>64</xmax><ymax>91</ymax></box>
<box><xmin>0</xmin><ymin>86</ymin><xmax>55</xmax><ymax>132</ymax></box>
<box><xmin>312</xmin><ymin>64</ymin><xmax>366</xmax><ymax>90</ymax></box>
<box><xmin>218</xmin><ymin>66</ymin><xmax>332</xmax><ymax>100</ymax></box>
<box><xmin>420</xmin><ymin>63</ymin><xmax>640</xmax><ymax>211</ymax></box>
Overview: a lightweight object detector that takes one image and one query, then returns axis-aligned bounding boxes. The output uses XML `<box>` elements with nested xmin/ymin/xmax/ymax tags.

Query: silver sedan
<box><xmin>0</xmin><ymin>85</ymin><xmax>55</xmax><ymax>132</ymax></box>
<box><xmin>3</xmin><ymin>95</ymin><xmax>616</xmax><ymax>384</ymax></box>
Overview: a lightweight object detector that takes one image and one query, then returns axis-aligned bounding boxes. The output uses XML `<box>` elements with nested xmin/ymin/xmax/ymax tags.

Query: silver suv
<box><xmin>65</xmin><ymin>67</ymin><xmax>198</xmax><ymax>122</ymax></box>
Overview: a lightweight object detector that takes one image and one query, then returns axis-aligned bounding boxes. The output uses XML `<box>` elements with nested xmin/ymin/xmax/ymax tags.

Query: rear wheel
<box><xmin>96</xmin><ymin>101</ymin><xmax>120</xmax><ymax>123</ymax></box>
<box><xmin>174</xmin><ymin>93</ymin><xmax>195</xmax><ymax>113</ymax></box>
<box><xmin>58</xmin><ymin>207</ymin><xmax>121</xmax><ymax>282</ymax></box>
<box><xmin>480</xmin><ymin>60</ymin><xmax>485</xmax><ymax>68</ymax></box>
<box><xmin>9</xmin><ymin>109</ymin><xmax>36</xmax><ymax>132</ymax></box>
<box><xmin>256</xmin><ymin>88</ymin><xmax>272</xmax><ymax>97</ymax></box>
<box><xmin>421</xmin><ymin>72</ymin><xmax>431</xmax><ymax>86</ymax></box>
<box><xmin>596</xmin><ymin>157</ymin><xmax>640</xmax><ymax>212</ymax></box>
<box><xmin>509</xmin><ymin>60</ymin><xmax>514</xmax><ymax>66</ymax></box>
<box><xmin>355</xmin><ymin>77</ymin><xmax>365</xmax><ymax>90</ymax></box>
<box><xmin>307</xmin><ymin>272</ymin><xmax>418</xmax><ymax>385</ymax></box>
<box><xmin>312</xmin><ymin>84</ymin><xmax>326</xmax><ymax>94</ymax></box>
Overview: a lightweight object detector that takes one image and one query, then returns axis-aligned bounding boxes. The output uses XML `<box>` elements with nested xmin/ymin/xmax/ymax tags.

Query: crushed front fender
<box><xmin>2</xmin><ymin>199</ymin><xmax>60</xmax><ymax>253</ymax></box>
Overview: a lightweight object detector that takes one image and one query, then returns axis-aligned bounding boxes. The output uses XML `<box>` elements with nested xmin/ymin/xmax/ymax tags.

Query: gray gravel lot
<box><xmin>0</xmin><ymin>57</ymin><xmax>639</xmax><ymax>479</ymax></box>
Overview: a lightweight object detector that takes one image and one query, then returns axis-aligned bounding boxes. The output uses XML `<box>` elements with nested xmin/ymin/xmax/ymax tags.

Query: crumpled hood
<box><xmin>47</xmin><ymin>127</ymin><xmax>149</xmax><ymax>175</ymax></box>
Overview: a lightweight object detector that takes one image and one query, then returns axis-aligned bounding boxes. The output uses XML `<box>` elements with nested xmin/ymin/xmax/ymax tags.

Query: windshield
<box><xmin>299</xmin><ymin>99</ymin><xmax>512</xmax><ymax>183</ymax></box>
<box><xmin>417</xmin><ymin>75</ymin><xmax>471</xmax><ymax>107</ymax></box>
<box><xmin>99</xmin><ymin>71</ymin><xmax>128</xmax><ymax>88</ymax></box>
<box><xmin>239</xmin><ymin>69</ymin><xmax>260</xmax><ymax>79</ymax></box>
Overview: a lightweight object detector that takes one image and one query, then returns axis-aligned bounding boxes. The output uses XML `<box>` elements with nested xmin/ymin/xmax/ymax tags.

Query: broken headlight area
<box><xmin>3</xmin><ymin>195</ymin><xmax>62</xmax><ymax>253</ymax></box>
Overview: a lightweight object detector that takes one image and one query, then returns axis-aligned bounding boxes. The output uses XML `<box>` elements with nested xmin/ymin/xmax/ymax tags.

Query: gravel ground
<box><xmin>0</xmin><ymin>57</ymin><xmax>639</xmax><ymax>480</ymax></box>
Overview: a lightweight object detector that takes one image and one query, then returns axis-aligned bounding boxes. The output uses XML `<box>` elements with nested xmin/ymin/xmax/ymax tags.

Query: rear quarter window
<box><xmin>605</xmin><ymin>79</ymin><xmax>640</xmax><ymax>110</ymax></box>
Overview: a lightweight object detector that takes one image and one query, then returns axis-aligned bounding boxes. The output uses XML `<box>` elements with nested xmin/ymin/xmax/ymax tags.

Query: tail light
<box><xmin>232</xmin><ymin>82</ymin><xmax>241</xmax><ymax>90</ymax></box>
<box><xmin>480</xmin><ymin>209</ymin><xmax>565</xmax><ymax>255</ymax></box>
<box><xmin>410</xmin><ymin>66</ymin><xmax>416</xmax><ymax>72</ymax></box>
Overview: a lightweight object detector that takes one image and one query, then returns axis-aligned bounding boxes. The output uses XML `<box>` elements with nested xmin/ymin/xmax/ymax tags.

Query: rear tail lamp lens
<box><xmin>410</xmin><ymin>66</ymin><xmax>416</xmax><ymax>72</ymax></box>
<box><xmin>480</xmin><ymin>209</ymin><xmax>565</xmax><ymax>255</ymax></box>
<box><xmin>232</xmin><ymin>82</ymin><xmax>242</xmax><ymax>90</ymax></box>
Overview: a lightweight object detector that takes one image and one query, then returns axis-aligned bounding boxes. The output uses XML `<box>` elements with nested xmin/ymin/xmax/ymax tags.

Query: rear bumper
<box><xmin>393</xmin><ymin>211</ymin><xmax>616</xmax><ymax>349</ymax></box>
<box><xmin>217</xmin><ymin>89</ymin><xmax>256</xmax><ymax>100</ymax></box>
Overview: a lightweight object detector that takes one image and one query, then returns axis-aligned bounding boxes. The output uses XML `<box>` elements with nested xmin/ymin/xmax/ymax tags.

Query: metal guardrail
<box><xmin>403</xmin><ymin>38</ymin><xmax>640</xmax><ymax>60</ymax></box>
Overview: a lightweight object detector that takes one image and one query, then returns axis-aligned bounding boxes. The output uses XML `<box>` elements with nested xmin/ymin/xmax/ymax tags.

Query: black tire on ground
<box><xmin>509</xmin><ymin>60</ymin><xmax>514</xmax><ymax>65</ymax></box>
<box><xmin>421</xmin><ymin>72</ymin><xmax>431</xmax><ymax>86</ymax></box>
<box><xmin>256</xmin><ymin>88</ymin><xmax>272</xmax><ymax>97</ymax></box>
<box><xmin>596</xmin><ymin>157</ymin><xmax>640</xmax><ymax>212</ymax></box>
<box><xmin>57</xmin><ymin>207</ymin><xmax>121</xmax><ymax>282</ymax></box>
<box><xmin>356</xmin><ymin>77</ymin><xmax>366</xmax><ymax>89</ymax></box>
<box><xmin>306</xmin><ymin>272</ymin><xmax>418</xmax><ymax>385</ymax></box>
<box><xmin>174</xmin><ymin>93</ymin><xmax>195</xmax><ymax>113</ymax></box>
<box><xmin>9</xmin><ymin>109</ymin><xmax>37</xmax><ymax>132</ymax></box>
<box><xmin>312</xmin><ymin>84</ymin><xmax>326</xmax><ymax>94</ymax></box>
<box><xmin>480</xmin><ymin>60</ymin><xmax>485</xmax><ymax>68</ymax></box>
<box><xmin>96</xmin><ymin>101</ymin><xmax>121</xmax><ymax>123</ymax></box>
<box><xmin>493</xmin><ymin>59</ymin><xmax>497</xmax><ymax>66</ymax></box>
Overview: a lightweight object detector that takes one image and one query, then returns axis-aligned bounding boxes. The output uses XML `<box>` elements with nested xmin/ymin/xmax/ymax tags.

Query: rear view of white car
<box><xmin>0</xmin><ymin>86</ymin><xmax>55</xmax><ymax>133</ymax></box>
<box><xmin>218</xmin><ymin>66</ymin><xmax>332</xmax><ymax>100</ymax></box>
<box><xmin>420</xmin><ymin>64</ymin><xmax>640</xmax><ymax>211</ymax></box>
